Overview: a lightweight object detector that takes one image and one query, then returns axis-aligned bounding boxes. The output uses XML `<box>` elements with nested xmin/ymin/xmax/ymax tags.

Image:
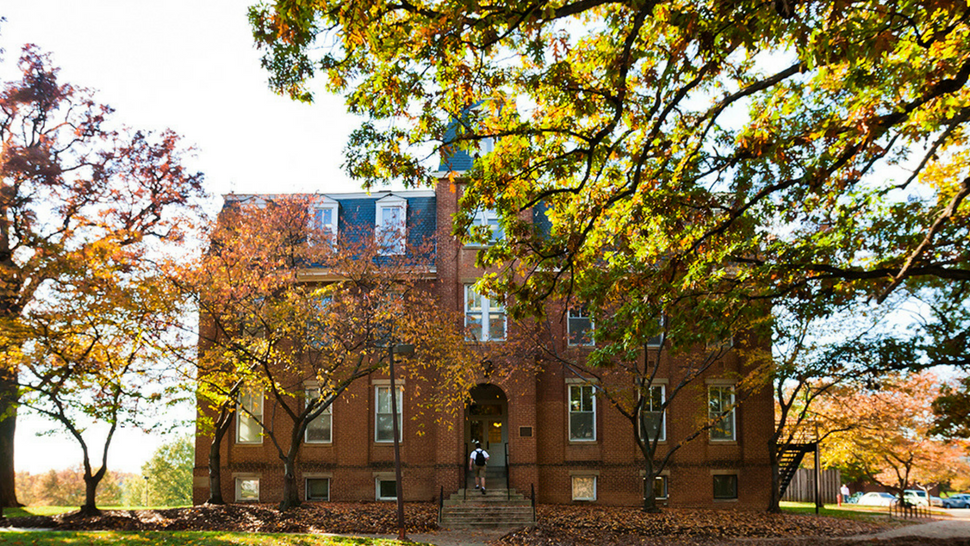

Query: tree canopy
<box><xmin>0</xmin><ymin>44</ymin><xmax>205</xmax><ymax>509</ymax></box>
<box><xmin>250</xmin><ymin>0</ymin><xmax>969</xmax><ymax>353</ymax></box>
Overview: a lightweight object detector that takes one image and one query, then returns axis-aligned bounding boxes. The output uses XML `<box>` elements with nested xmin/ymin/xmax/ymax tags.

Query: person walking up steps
<box><xmin>469</xmin><ymin>441</ymin><xmax>489</xmax><ymax>495</ymax></box>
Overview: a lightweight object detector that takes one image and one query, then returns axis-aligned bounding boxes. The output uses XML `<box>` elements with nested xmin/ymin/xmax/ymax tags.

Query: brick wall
<box><xmin>193</xmin><ymin>182</ymin><xmax>773</xmax><ymax>509</ymax></box>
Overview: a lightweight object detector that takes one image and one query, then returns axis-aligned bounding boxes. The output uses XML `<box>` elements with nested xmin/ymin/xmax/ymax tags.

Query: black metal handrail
<box><xmin>505</xmin><ymin>442</ymin><xmax>511</xmax><ymax>500</ymax></box>
<box><xmin>437</xmin><ymin>485</ymin><xmax>444</xmax><ymax>527</ymax></box>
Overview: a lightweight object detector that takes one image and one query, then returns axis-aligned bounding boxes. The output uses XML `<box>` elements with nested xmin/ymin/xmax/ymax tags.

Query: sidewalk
<box><xmin>852</xmin><ymin>519</ymin><xmax>970</xmax><ymax>540</ymax></box>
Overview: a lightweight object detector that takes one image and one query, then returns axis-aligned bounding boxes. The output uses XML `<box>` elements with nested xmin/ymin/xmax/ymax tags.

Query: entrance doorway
<box><xmin>465</xmin><ymin>384</ymin><xmax>508</xmax><ymax>468</ymax></box>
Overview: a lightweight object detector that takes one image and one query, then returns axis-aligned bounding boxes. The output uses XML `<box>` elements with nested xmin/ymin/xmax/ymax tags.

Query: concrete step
<box><xmin>439</xmin><ymin>487</ymin><xmax>536</xmax><ymax>529</ymax></box>
<box><xmin>440</xmin><ymin>511</ymin><xmax>535</xmax><ymax>528</ymax></box>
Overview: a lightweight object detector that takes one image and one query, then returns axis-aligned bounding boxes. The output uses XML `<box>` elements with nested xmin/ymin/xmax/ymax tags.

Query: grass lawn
<box><xmin>2</xmin><ymin>506</ymin><xmax>78</xmax><ymax>518</ymax></box>
<box><xmin>0</xmin><ymin>531</ymin><xmax>421</xmax><ymax>545</ymax></box>
<box><xmin>780</xmin><ymin>501</ymin><xmax>892</xmax><ymax>521</ymax></box>
<box><xmin>3</xmin><ymin>506</ymin><xmax>189</xmax><ymax>518</ymax></box>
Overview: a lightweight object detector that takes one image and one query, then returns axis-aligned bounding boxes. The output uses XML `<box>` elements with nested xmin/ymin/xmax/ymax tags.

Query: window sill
<box><xmin>714</xmin><ymin>498</ymin><xmax>739</xmax><ymax>503</ymax></box>
<box><xmin>567</xmin><ymin>440</ymin><xmax>598</xmax><ymax>445</ymax></box>
<box><xmin>304</xmin><ymin>442</ymin><xmax>333</xmax><ymax>447</ymax></box>
<box><xmin>709</xmin><ymin>440</ymin><xmax>738</xmax><ymax>445</ymax></box>
<box><xmin>235</xmin><ymin>442</ymin><xmax>263</xmax><ymax>447</ymax></box>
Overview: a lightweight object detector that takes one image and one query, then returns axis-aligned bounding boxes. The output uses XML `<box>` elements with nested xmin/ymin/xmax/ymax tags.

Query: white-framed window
<box><xmin>309</xmin><ymin>200</ymin><xmax>338</xmax><ymax>245</ymax></box>
<box><xmin>305</xmin><ymin>386</ymin><xmax>332</xmax><ymax>444</ymax></box>
<box><xmin>306</xmin><ymin>477</ymin><xmax>330</xmax><ymax>501</ymax></box>
<box><xmin>376</xmin><ymin>195</ymin><xmax>407</xmax><ymax>255</ymax></box>
<box><xmin>639</xmin><ymin>385</ymin><xmax>665</xmax><ymax>443</ymax></box>
<box><xmin>567</xmin><ymin>306</ymin><xmax>594</xmax><ymax>346</ymax></box>
<box><xmin>571</xmin><ymin>475</ymin><xmax>597</xmax><ymax>501</ymax></box>
<box><xmin>465</xmin><ymin>284</ymin><xmax>506</xmax><ymax>341</ymax></box>
<box><xmin>709</xmin><ymin>385</ymin><xmax>736</xmax><ymax>441</ymax></box>
<box><xmin>568</xmin><ymin>384</ymin><xmax>596</xmax><ymax>441</ymax></box>
<box><xmin>235</xmin><ymin>477</ymin><xmax>260</xmax><ymax>502</ymax></box>
<box><xmin>236</xmin><ymin>384</ymin><xmax>263</xmax><ymax>444</ymax></box>
<box><xmin>376</xmin><ymin>478</ymin><xmax>397</xmax><ymax>501</ymax></box>
<box><xmin>375</xmin><ymin>385</ymin><xmax>403</xmax><ymax>442</ymax></box>
<box><xmin>713</xmin><ymin>473</ymin><xmax>738</xmax><ymax>500</ymax></box>
<box><xmin>466</xmin><ymin>208</ymin><xmax>503</xmax><ymax>246</ymax></box>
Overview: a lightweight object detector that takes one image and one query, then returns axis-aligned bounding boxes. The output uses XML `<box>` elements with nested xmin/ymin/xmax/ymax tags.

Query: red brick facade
<box><xmin>193</xmin><ymin>181</ymin><xmax>773</xmax><ymax>509</ymax></box>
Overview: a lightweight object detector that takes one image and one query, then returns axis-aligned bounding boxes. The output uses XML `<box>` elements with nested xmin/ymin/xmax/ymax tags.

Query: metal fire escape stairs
<box><xmin>776</xmin><ymin>422</ymin><xmax>819</xmax><ymax>499</ymax></box>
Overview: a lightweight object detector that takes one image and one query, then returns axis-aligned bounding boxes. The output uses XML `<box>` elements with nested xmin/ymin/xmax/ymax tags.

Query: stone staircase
<box><xmin>439</xmin><ymin>487</ymin><xmax>536</xmax><ymax>529</ymax></box>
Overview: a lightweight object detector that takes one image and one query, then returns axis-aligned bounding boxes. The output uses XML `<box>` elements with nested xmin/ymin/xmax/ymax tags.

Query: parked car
<box><xmin>942</xmin><ymin>493</ymin><xmax>970</xmax><ymax>509</ymax></box>
<box><xmin>857</xmin><ymin>492</ymin><xmax>897</xmax><ymax>506</ymax></box>
<box><xmin>904</xmin><ymin>489</ymin><xmax>942</xmax><ymax>507</ymax></box>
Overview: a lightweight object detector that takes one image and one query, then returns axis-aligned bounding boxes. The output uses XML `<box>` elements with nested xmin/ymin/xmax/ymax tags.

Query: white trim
<box><xmin>223</xmin><ymin>190</ymin><xmax>435</xmax><ymax>203</ymax></box>
<box><xmin>465</xmin><ymin>208</ymin><xmax>502</xmax><ymax>247</ymax></box>
<box><xmin>374</xmin><ymin>473</ymin><xmax>398</xmax><ymax>501</ymax></box>
<box><xmin>304</xmin><ymin>386</ymin><xmax>333</xmax><ymax>444</ymax></box>
<box><xmin>376</xmin><ymin>195</ymin><xmax>407</xmax><ymax>255</ymax></box>
<box><xmin>570</xmin><ymin>474</ymin><xmax>597</xmax><ymax>501</ymax></box>
<box><xmin>568</xmin><ymin>383</ymin><xmax>596</xmax><ymax>442</ymax></box>
<box><xmin>708</xmin><ymin>385</ymin><xmax>737</xmax><ymax>442</ymax></box>
<box><xmin>567</xmin><ymin>306</ymin><xmax>594</xmax><ymax>347</ymax></box>
<box><xmin>234</xmin><ymin>474</ymin><xmax>260</xmax><ymax>502</ymax></box>
<box><xmin>236</xmin><ymin>385</ymin><xmax>263</xmax><ymax>445</ymax></box>
<box><xmin>374</xmin><ymin>385</ymin><xmax>403</xmax><ymax>443</ymax></box>
<box><xmin>639</xmin><ymin>384</ymin><xmax>666</xmax><ymax>443</ymax></box>
<box><xmin>309</xmin><ymin>198</ymin><xmax>338</xmax><ymax>245</ymax></box>
<box><xmin>464</xmin><ymin>284</ymin><xmax>506</xmax><ymax>341</ymax></box>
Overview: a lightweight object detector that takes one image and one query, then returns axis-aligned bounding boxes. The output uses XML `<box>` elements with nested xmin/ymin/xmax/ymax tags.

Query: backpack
<box><xmin>474</xmin><ymin>449</ymin><xmax>486</xmax><ymax>466</ymax></box>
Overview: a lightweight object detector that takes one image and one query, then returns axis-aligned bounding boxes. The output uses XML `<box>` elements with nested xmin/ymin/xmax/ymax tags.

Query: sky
<box><xmin>1</xmin><ymin>0</ymin><xmax>372</xmax><ymax>473</ymax></box>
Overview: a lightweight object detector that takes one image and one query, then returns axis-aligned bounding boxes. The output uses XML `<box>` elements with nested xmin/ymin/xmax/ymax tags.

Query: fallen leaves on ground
<box><xmin>497</xmin><ymin>505</ymin><xmax>893</xmax><ymax>546</ymax></box>
<box><xmin>4</xmin><ymin>502</ymin><xmax>943</xmax><ymax>546</ymax></box>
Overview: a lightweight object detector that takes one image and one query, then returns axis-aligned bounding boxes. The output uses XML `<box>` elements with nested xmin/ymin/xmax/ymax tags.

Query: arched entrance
<box><xmin>465</xmin><ymin>384</ymin><xmax>508</xmax><ymax>468</ymax></box>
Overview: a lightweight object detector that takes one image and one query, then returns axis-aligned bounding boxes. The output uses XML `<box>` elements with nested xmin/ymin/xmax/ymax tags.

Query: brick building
<box><xmin>192</xmin><ymin>173</ymin><xmax>774</xmax><ymax>509</ymax></box>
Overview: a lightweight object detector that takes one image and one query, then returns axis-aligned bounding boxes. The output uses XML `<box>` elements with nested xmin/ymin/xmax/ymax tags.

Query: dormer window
<box><xmin>376</xmin><ymin>195</ymin><xmax>407</xmax><ymax>255</ymax></box>
<box><xmin>309</xmin><ymin>198</ymin><xmax>338</xmax><ymax>245</ymax></box>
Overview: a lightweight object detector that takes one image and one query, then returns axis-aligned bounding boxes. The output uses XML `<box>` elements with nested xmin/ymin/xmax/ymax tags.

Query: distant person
<box><xmin>469</xmin><ymin>441</ymin><xmax>489</xmax><ymax>495</ymax></box>
<box><xmin>840</xmin><ymin>483</ymin><xmax>850</xmax><ymax>506</ymax></box>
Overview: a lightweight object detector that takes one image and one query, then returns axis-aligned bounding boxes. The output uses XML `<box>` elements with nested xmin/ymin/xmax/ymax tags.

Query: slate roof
<box><xmin>223</xmin><ymin>192</ymin><xmax>437</xmax><ymax>264</ymax></box>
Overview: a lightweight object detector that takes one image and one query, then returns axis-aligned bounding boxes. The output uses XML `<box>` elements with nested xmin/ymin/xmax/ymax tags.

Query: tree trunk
<box><xmin>767</xmin><ymin>441</ymin><xmax>782</xmax><ymax>513</ymax></box>
<box><xmin>279</xmin><ymin>450</ymin><xmax>300</xmax><ymax>511</ymax></box>
<box><xmin>206</xmin><ymin>415</ymin><xmax>232</xmax><ymax>505</ymax></box>
<box><xmin>641</xmin><ymin>455</ymin><xmax>661</xmax><ymax>513</ymax></box>
<box><xmin>0</xmin><ymin>375</ymin><xmax>20</xmax><ymax>509</ymax></box>
<box><xmin>78</xmin><ymin>473</ymin><xmax>103</xmax><ymax>517</ymax></box>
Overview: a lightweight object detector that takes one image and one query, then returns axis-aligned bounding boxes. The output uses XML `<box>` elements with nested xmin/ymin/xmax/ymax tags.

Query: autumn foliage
<box><xmin>187</xmin><ymin>196</ymin><xmax>480</xmax><ymax>510</ymax></box>
<box><xmin>0</xmin><ymin>44</ymin><xmax>205</xmax><ymax>511</ymax></box>
<box><xmin>816</xmin><ymin>371</ymin><xmax>970</xmax><ymax>495</ymax></box>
